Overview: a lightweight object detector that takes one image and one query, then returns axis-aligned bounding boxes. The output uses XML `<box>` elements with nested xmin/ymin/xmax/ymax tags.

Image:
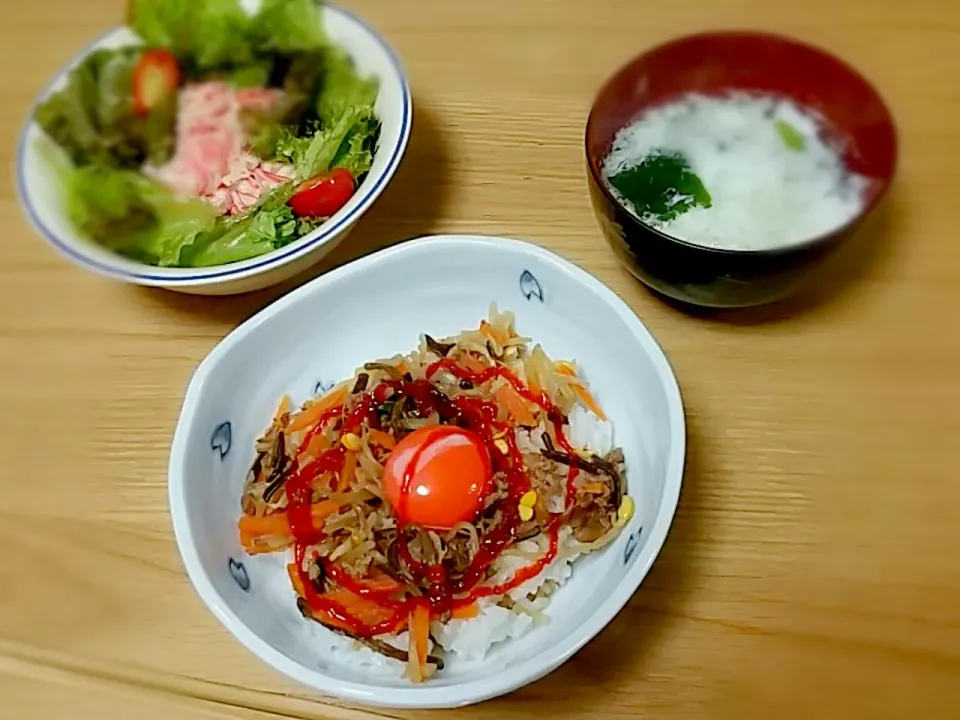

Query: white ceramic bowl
<box><xmin>168</xmin><ymin>234</ymin><xmax>685</xmax><ymax>708</ymax></box>
<box><xmin>16</xmin><ymin>4</ymin><xmax>411</xmax><ymax>296</ymax></box>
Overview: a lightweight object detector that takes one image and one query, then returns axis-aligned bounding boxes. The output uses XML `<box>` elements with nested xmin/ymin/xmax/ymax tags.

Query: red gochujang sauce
<box><xmin>283</xmin><ymin>359</ymin><xmax>582</xmax><ymax>636</ymax></box>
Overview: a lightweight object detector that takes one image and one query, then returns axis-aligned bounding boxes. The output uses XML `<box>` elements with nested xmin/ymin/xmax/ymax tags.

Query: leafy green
<box><xmin>316</xmin><ymin>47</ymin><xmax>379</xmax><ymax>128</ymax></box>
<box><xmin>295</xmin><ymin>107</ymin><xmax>364</xmax><ymax>178</ymax></box>
<box><xmin>125</xmin><ymin>195</ymin><xmax>222</xmax><ymax>266</ymax></box>
<box><xmin>774</xmin><ymin>119</ymin><xmax>806</xmax><ymax>152</ymax></box>
<box><xmin>176</xmin><ymin>216</ymin><xmax>264</xmax><ymax>267</ymax></box>
<box><xmin>245</xmin><ymin>45</ymin><xmax>379</xmax><ymax>167</ymax></box>
<box><xmin>251</xmin><ymin>0</ymin><xmax>329</xmax><ymax>53</ymax></box>
<box><xmin>228</xmin><ymin>63</ymin><xmax>272</xmax><ymax>89</ymax></box>
<box><xmin>267</xmin><ymin>125</ymin><xmax>311</xmax><ymax>164</ymax></box>
<box><xmin>65</xmin><ymin>167</ymin><xmax>157</xmax><ymax>244</ymax></box>
<box><xmin>178</xmin><ymin>210</ymin><xmax>320</xmax><ymax>268</ymax></box>
<box><xmin>34</xmin><ymin>47</ymin><xmax>177</xmax><ymax>169</ymax></box>
<box><xmin>125</xmin><ymin>0</ymin><xmax>191</xmax><ymax>50</ymax></box>
<box><xmin>607</xmin><ymin>152</ymin><xmax>712</xmax><ymax>222</ymax></box>
<box><xmin>248</xmin><ymin>204</ymin><xmax>319</xmax><ymax>247</ymax></box>
<box><xmin>127</xmin><ymin>0</ymin><xmax>328</xmax><ymax>82</ymax></box>
<box><xmin>241</xmin><ymin>51</ymin><xmax>328</xmax><ymax>153</ymax></box>
<box><xmin>127</xmin><ymin>0</ymin><xmax>256</xmax><ymax>73</ymax></box>
<box><xmin>256</xmin><ymin>106</ymin><xmax>379</xmax><ymax>182</ymax></box>
<box><xmin>59</xmin><ymin>163</ymin><xmax>218</xmax><ymax>266</ymax></box>
<box><xmin>175</xmin><ymin>181</ymin><xmax>322</xmax><ymax>267</ymax></box>
<box><xmin>192</xmin><ymin>1</ymin><xmax>260</xmax><ymax>70</ymax></box>
<box><xmin>330</xmin><ymin>122</ymin><xmax>378</xmax><ymax>178</ymax></box>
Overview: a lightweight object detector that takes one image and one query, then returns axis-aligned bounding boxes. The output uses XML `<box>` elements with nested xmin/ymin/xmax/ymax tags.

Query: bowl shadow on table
<box><xmin>470</xmin><ymin>415</ymin><xmax>709</xmax><ymax>717</ymax></box>
<box><xmin>137</xmin><ymin>100</ymin><xmax>451</xmax><ymax>324</ymax></box>
<box><xmin>641</xmin><ymin>193</ymin><xmax>901</xmax><ymax>326</ymax></box>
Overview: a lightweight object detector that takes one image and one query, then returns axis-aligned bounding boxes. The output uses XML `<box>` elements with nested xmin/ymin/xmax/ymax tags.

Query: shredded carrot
<box><xmin>450</xmin><ymin>602</ymin><xmax>480</xmax><ymax>620</ymax></box>
<box><xmin>302</xmin><ymin>605</ymin><xmax>355</xmax><ymax>633</ymax></box>
<box><xmin>396</xmin><ymin>360</ymin><xmax>408</xmax><ymax>374</ymax></box>
<box><xmin>413</xmin><ymin>602</ymin><xmax>430</xmax><ymax>661</ymax></box>
<box><xmin>238</xmin><ymin>513</ymin><xmax>292</xmax><ymax>542</ymax></box>
<box><xmin>286</xmin><ymin>385</ymin><xmax>348</xmax><ymax>432</ymax></box>
<box><xmin>274</xmin><ymin>394</ymin><xmax>292</xmax><ymax>420</ymax></box>
<box><xmin>239</xmin><ymin>541</ymin><xmax>281</xmax><ymax>555</ymax></box>
<box><xmin>461</xmin><ymin>354</ymin><xmax>487</xmax><ymax>374</ymax></box>
<box><xmin>555</xmin><ymin>361</ymin><xmax>608</xmax><ymax>420</ymax></box>
<box><xmin>353</xmin><ymin>570</ymin><xmax>405</xmax><ymax>594</ymax></box>
<box><xmin>480</xmin><ymin>320</ymin><xmax>509</xmax><ymax>346</ymax></box>
<box><xmin>297</xmin><ymin>591</ymin><xmax>367</xmax><ymax>633</ymax></box>
<box><xmin>287</xmin><ymin>562</ymin><xmax>306</xmax><ymax>596</ymax></box>
<box><xmin>367</xmin><ymin>428</ymin><xmax>396</xmax><ymax>449</ymax></box>
<box><xmin>406</xmin><ymin>653</ymin><xmax>422</xmax><ymax>682</ymax></box>
<box><xmin>580</xmin><ymin>482</ymin><xmax>607</xmax><ymax>494</ymax></box>
<box><xmin>300</xmin><ymin>432</ymin><xmax>331</xmax><ymax>460</ymax></box>
<box><xmin>238</xmin><ymin>500</ymin><xmax>340</xmax><ymax>548</ymax></box>
<box><xmin>407</xmin><ymin>601</ymin><xmax>431</xmax><ymax>681</ymax></box>
<box><xmin>288</xmin><ymin>563</ymin><xmax>401</xmax><ymax>632</ymax></box>
<box><xmin>496</xmin><ymin>384</ymin><xmax>536</xmax><ymax>426</ymax></box>
<box><xmin>325</xmin><ymin>587</ymin><xmax>399</xmax><ymax>627</ymax></box>
<box><xmin>340</xmin><ymin>451</ymin><xmax>357</xmax><ymax>490</ymax></box>
<box><xmin>572</xmin><ymin>385</ymin><xmax>607</xmax><ymax>421</ymax></box>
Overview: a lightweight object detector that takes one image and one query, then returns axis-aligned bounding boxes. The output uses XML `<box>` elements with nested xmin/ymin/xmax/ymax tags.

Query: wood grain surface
<box><xmin>2</xmin><ymin>0</ymin><xmax>959</xmax><ymax>717</ymax></box>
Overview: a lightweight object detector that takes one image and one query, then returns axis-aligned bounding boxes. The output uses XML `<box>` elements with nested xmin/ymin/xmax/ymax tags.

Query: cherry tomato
<box><xmin>132</xmin><ymin>49</ymin><xmax>180</xmax><ymax>117</ymax></box>
<box><xmin>288</xmin><ymin>168</ymin><xmax>355</xmax><ymax>218</ymax></box>
<box><xmin>383</xmin><ymin>426</ymin><xmax>491</xmax><ymax>530</ymax></box>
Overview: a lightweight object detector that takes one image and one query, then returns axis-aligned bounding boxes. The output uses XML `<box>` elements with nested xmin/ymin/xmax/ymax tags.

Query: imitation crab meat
<box><xmin>145</xmin><ymin>81</ymin><xmax>294</xmax><ymax>215</ymax></box>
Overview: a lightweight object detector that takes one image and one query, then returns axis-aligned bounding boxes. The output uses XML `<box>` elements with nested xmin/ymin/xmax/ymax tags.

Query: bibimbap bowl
<box><xmin>169</xmin><ymin>235</ymin><xmax>685</xmax><ymax>708</ymax></box>
<box><xmin>16</xmin><ymin>2</ymin><xmax>411</xmax><ymax>295</ymax></box>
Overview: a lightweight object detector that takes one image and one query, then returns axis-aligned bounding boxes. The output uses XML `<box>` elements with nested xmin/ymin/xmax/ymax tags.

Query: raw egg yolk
<box><xmin>383</xmin><ymin>425</ymin><xmax>492</xmax><ymax>530</ymax></box>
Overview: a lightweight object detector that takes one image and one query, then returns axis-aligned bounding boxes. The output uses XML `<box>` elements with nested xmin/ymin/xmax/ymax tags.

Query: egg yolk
<box><xmin>383</xmin><ymin>425</ymin><xmax>492</xmax><ymax>530</ymax></box>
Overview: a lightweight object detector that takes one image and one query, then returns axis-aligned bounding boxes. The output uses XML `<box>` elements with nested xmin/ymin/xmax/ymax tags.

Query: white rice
<box><xmin>568</xmin><ymin>404</ymin><xmax>614</xmax><ymax>455</ymax></box>
<box><xmin>303</xmin><ymin>408</ymin><xmax>616</xmax><ymax>673</ymax></box>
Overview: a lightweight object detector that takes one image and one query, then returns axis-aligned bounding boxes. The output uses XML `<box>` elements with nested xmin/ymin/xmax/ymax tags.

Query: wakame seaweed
<box><xmin>607</xmin><ymin>152</ymin><xmax>712</xmax><ymax>222</ymax></box>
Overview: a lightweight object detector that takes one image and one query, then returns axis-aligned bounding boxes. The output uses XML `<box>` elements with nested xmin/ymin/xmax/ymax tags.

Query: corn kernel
<box><xmin>341</xmin><ymin>433</ymin><xmax>362</xmax><ymax>452</ymax></box>
<box><xmin>494</xmin><ymin>438</ymin><xmax>509</xmax><ymax>455</ymax></box>
<box><xmin>518</xmin><ymin>505</ymin><xmax>534</xmax><ymax>522</ymax></box>
<box><xmin>615</xmin><ymin>496</ymin><xmax>635</xmax><ymax>527</ymax></box>
<box><xmin>520</xmin><ymin>490</ymin><xmax>537</xmax><ymax>507</ymax></box>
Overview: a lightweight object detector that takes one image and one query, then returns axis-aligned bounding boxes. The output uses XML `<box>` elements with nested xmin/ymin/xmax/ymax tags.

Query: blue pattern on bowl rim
<box><xmin>211</xmin><ymin>421</ymin><xmax>232</xmax><ymax>460</ymax></box>
<box><xmin>314</xmin><ymin>380</ymin><xmax>335</xmax><ymax>396</ymax></box>
<box><xmin>623</xmin><ymin>526</ymin><xmax>643</xmax><ymax>564</ymax></box>
<box><xmin>229</xmin><ymin>557</ymin><xmax>251</xmax><ymax>592</ymax></box>
<box><xmin>519</xmin><ymin>269</ymin><xmax>544</xmax><ymax>302</ymax></box>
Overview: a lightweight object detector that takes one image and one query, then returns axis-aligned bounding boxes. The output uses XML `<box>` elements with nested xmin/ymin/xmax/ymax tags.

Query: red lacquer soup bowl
<box><xmin>585</xmin><ymin>31</ymin><xmax>897</xmax><ymax>308</ymax></box>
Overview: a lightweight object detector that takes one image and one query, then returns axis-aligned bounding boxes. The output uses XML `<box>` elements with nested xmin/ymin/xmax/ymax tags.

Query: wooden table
<box><xmin>2</xmin><ymin>0</ymin><xmax>959</xmax><ymax>717</ymax></box>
